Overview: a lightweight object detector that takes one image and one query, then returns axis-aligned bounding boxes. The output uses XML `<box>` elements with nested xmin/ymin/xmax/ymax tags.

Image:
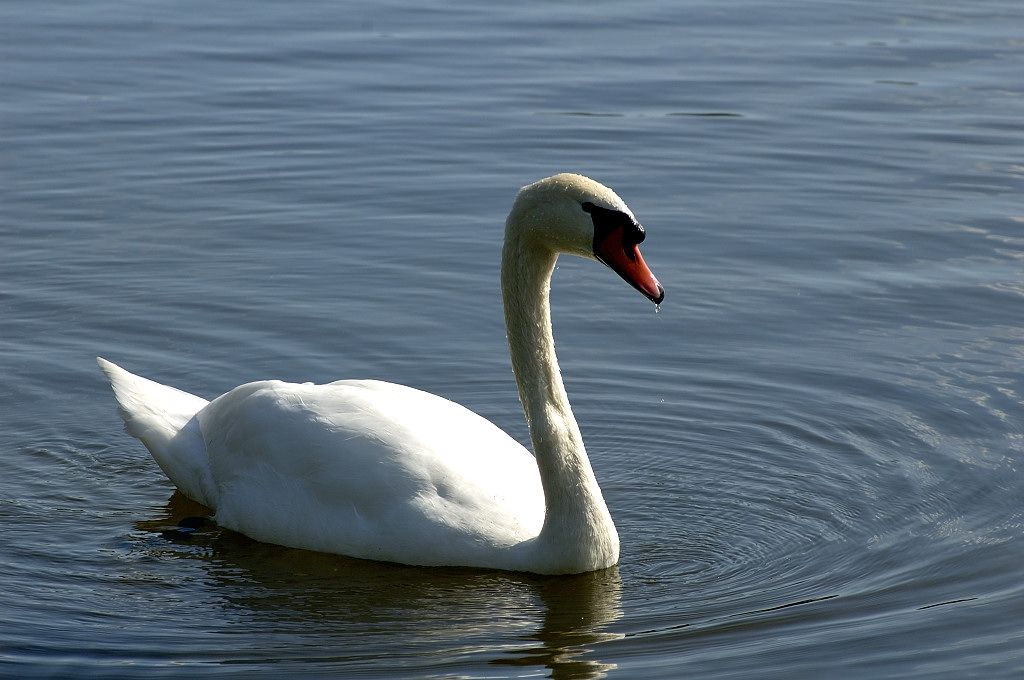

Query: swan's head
<box><xmin>508</xmin><ymin>173</ymin><xmax>664</xmax><ymax>304</ymax></box>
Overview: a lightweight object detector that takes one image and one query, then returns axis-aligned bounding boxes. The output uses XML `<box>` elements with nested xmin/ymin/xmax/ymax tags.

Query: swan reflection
<box><xmin>135</xmin><ymin>492</ymin><xmax>623</xmax><ymax>679</ymax></box>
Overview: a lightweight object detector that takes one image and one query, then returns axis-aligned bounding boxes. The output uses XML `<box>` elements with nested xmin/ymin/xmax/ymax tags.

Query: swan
<box><xmin>98</xmin><ymin>173</ymin><xmax>664</xmax><ymax>575</ymax></box>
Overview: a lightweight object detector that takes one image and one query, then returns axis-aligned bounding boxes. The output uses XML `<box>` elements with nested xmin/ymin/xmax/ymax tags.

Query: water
<box><xmin>2</xmin><ymin>1</ymin><xmax>1023</xmax><ymax>677</ymax></box>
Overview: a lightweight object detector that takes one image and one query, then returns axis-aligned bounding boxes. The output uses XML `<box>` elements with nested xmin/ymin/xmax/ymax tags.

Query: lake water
<box><xmin>2</xmin><ymin>1</ymin><xmax>1023</xmax><ymax>677</ymax></box>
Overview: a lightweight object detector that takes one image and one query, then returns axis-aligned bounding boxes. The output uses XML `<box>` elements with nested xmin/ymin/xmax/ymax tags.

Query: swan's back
<box><xmin>99</xmin><ymin>358</ymin><xmax>547</xmax><ymax>568</ymax></box>
<box><xmin>195</xmin><ymin>378</ymin><xmax>546</xmax><ymax>566</ymax></box>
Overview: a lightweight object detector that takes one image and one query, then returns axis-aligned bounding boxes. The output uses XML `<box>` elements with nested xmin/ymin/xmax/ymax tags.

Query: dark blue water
<box><xmin>2</xmin><ymin>1</ymin><xmax>1023</xmax><ymax>677</ymax></box>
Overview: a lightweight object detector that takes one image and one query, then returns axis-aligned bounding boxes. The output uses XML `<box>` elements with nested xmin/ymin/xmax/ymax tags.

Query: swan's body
<box><xmin>99</xmin><ymin>173</ymin><xmax>663</xmax><ymax>574</ymax></box>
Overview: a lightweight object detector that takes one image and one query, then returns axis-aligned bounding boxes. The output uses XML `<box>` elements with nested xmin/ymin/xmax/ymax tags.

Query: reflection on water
<box><xmin>490</xmin><ymin>575</ymin><xmax>623</xmax><ymax>680</ymax></box>
<box><xmin>136</xmin><ymin>493</ymin><xmax>623</xmax><ymax>679</ymax></box>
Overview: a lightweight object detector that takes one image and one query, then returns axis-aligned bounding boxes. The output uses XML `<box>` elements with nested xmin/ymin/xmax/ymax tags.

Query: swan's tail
<box><xmin>97</xmin><ymin>357</ymin><xmax>216</xmax><ymax>507</ymax></box>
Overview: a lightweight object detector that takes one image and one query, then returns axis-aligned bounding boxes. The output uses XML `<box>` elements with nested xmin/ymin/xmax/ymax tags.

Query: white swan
<box><xmin>98</xmin><ymin>173</ymin><xmax>664</xmax><ymax>575</ymax></box>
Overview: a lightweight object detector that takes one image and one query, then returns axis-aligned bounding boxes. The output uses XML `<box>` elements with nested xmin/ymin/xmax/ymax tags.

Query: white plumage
<box><xmin>99</xmin><ymin>173</ymin><xmax>663</xmax><ymax>574</ymax></box>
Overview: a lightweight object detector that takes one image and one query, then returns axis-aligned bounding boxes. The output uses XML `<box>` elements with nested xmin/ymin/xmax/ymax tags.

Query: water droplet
<box><xmin>655</xmin><ymin>303</ymin><xmax>661</xmax><ymax>314</ymax></box>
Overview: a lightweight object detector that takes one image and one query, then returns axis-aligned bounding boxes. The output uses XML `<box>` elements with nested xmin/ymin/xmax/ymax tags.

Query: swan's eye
<box><xmin>583</xmin><ymin>203</ymin><xmax>643</xmax><ymax>243</ymax></box>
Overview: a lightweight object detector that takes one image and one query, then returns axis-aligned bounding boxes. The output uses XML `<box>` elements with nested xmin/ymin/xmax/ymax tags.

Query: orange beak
<box><xmin>594</xmin><ymin>225</ymin><xmax>665</xmax><ymax>304</ymax></box>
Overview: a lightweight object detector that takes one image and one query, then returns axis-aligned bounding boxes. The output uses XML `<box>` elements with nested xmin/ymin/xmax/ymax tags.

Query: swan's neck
<box><xmin>501</xmin><ymin>229</ymin><xmax>619</xmax><ymax>571</ymax></box>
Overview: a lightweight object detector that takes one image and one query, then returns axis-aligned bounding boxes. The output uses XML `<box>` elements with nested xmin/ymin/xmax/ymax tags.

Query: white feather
<box><xmin>98</xmin><ymin>173</ymin><xmax>657</xmax><ymax>574</ymax></box>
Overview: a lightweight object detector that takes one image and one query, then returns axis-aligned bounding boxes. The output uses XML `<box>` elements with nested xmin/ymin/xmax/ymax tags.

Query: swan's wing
<box><xmin>195</xmin><ymin>379</ymin><xmax>544</xmax><ymax>566</ymax></box>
